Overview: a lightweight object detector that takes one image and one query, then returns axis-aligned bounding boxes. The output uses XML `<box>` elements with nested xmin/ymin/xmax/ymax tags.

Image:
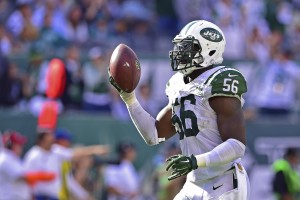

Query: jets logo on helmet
<box><xmin>169</xmin><ymin>20</ymin><xmax>226</xmax><ymax>75</ymax></box>
<box><xmin>200</xmin><ymin>28</ymin><xmax>223</xmax><ymax>42</ymax></box>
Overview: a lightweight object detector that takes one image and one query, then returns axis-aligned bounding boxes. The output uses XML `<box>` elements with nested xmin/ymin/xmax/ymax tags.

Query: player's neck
<box><xmin>184</xmin><ymin>65</ymin><xmax>214</xmax><ymax>83</ymax></box>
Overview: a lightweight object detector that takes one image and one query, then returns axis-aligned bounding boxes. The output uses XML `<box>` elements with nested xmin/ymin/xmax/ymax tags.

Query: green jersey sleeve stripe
<box><xmin>204</xmin><ymin>67</ymin><xmax>241</xmax><ymax>86</ymax></box>
<box><xmin>209</xmin><ymin>93</ymin><xmax>242</xmax><ymax>101</ymax></box>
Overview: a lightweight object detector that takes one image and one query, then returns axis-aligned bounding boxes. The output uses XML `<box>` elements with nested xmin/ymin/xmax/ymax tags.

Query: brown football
<box><xmin>109</xmin><ymin>44</ymin><xmax>141</xmax><ymax>93</ymax></box>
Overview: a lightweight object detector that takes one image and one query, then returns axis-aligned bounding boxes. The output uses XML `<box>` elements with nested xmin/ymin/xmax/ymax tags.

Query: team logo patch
<box><xmin>200</xmin><ymin>28</ymin><xmax>223</xmax><ymax>42</ymax></box>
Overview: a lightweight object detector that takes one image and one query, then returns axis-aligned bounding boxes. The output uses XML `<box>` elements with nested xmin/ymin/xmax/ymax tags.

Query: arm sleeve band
<box><xmin>127</xmin><ymin>101</ymin><xmax>160</xmax><ymax>145</ymax></box>
<box><xmin>24</xmin><ymin>171</ymin><xmax>56</xmax><ymax>185</ymax></box>
<box><xmin>196</xmin><ymin>138</ymin><xmax>246</xmax><ymax>167</ymax></box>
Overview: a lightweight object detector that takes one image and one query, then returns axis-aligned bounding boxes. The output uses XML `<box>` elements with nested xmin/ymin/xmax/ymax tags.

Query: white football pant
<box><xmin>174</xmin><ymin>163</ymin><xmax>250</xmax><ymax>200</ymax></box>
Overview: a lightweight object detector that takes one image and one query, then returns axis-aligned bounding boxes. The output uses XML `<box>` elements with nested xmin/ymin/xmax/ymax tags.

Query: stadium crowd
<box><xmin>0</xmin><ymin>0</ymin><xmax>300</xmax><ymax>118</ymax></box>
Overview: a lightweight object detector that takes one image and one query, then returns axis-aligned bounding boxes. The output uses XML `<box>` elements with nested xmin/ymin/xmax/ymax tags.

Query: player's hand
<box><xmin>166</xmin><ymin>154</ymin><xmax>198</xmax><ymax>180</ymax></box>
<box><xmin>108</xmin><ymin>68</ymin><xmax>136</xmax><ymax>105</ymax></box>
<box><xmin>108</xmin><ymin>68</ymin><xmax>123</xmax><ymax>93</ymax></box>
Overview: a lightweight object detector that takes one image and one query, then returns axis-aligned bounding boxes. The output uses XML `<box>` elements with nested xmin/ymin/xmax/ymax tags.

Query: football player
<box><xmin>109</xmin><ymin>20</ymin><xmax>250</xmax><ymax>199</ymax></box>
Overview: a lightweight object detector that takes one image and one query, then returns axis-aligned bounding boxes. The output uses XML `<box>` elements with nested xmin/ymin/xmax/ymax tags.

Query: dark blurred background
<box><xmin>1</xmin><ymin>0</ymin><xmax>300</xmax><ymax>199</ymax></box>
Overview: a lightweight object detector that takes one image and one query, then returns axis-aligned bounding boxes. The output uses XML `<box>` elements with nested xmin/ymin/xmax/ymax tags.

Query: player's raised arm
<box><xmin>110</xmin><ymin>89</ymin><xmax>176</xmax><ymax>145</ymax></box>
<box><xmin>108</xmin><ymin>44</ymin><xmax>176</xmax><ymax>145</ymax></box>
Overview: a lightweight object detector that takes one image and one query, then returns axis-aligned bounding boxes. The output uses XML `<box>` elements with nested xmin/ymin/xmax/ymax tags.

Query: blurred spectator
<box><xmin>272</xmin><ymin>148</ymin><xmax>300</xmax><ymax>200</ymax></box>
<box><xmin>215</xmin><ymin>0</ymin><xmax>246</xmax><ymax>60</ymax></box>
<box><xmin>23</xmin><ymin>129</ymin><xmax>61</xmax><ymax>200</ymax></box>
<box><xmin>104</xmin><ymin>141</ymin><xmax>140</xmax><ymax>200</ymax></box>
<box><xmin>64</xmin><ymin>4</ymin><xmax>89</xmax><ymax>44</ymax></box>
<box><xmin>54</xmin><ymin>129</ymin><xmax>90</xmax><ymax>200</ymax></box>
<box><xmin>268</xmin><ymin>31</ymin><xmax>284</xmax><ymax>58</ymax></box>
<box><xmin>286</xmin><ymin>13</ymin><xmax>300</xmax><ymax>60</ymax></box>
<box><xmin>136</xmin><ymin>83</ymin><xmax>157</xmax><ymax>116</ymax></box>
<box><xmin>265</xmin><ymin>0</ymin><xmax>292</xmax><ymax>33</ymax></box>
<box><xmin>54</xmin><ymin>128</ymin><xmax>109</xmax><ymax>166</ymax></box>
<box><xmin>24</xmin><ymin>103</ymin><xmax>62</xmax><ymax>200</ymax></box>
<box><xmin>79</xmin><ymin>0</ymin><xmax>109</xmax><ymax>26</ymax></box>
<box><xmin>62</xmin><ymin>45</ymin><xmax>84</xmax><ymax>109</ymax></box>
<box><xmin>6</xmin><ymin>1</ymin><xmax>38</xmax><ymax>41</ymax></box>
<box><xmin>110</xmin><ymin>89</ymin><xmax>130</xmax><ymax>120</ymax></box>
<box><xmin>82</xmin><ymin>47</ymin><xmax>111</xmax><ymax>112</ymax></box>
<box><xmin>0</xmin><ymin>61</ymin><xmax>24</xmax><ymax>107</ymax></box>
<box><xmin>72</xmin><ymin>155</ymin><xmax>95</xmax><ymax>199</ymax></box>
<box><xmin>131</xmin><ymin>20</ymin><xmax>153</xmax><ymax>53</ymax></box>
<box><xmin>154</xmin><ymin>0</ymin><xmax>178</xmax><ymax>37</ymax></box>
<box><xmin>246</xmin><ymin>25</ymin><xmax>270</xmax><ymax>65</ymax></box>
<box><xmin>24</xmin><ymin>124</ymin><xmax>107</xmax><ymax>200</ymax></box>
<box><xmin>0</xmin><ymin>0</ymin><xmax>13</xmax><ymax>23</ymax></box>
<box><xmin>0</xmin><ymin>130</ymin><xmax>31</xmax><ymax>199</ymax></box>
<box><xmin>121</xmin><ymin>0</ymin><xmax>151</xmax><ymax>22</ymax></box>
<box><xmin>24</xmin><ymin>126</ymin><xmax>108</xmax><ymax>199</ymax></box>
<box><xmin>34</xmin><ymin>11</ymin><xmax>67</xmax><ymax>54</ymax></box>
<box><xmin>255</xmin><ymin>49</ymin><xmax>300</xmax><ymax>115</ymax></box>
<box><xmin>174</xmin><ymin>0</ymin><xmax>213</xmax><ymax>27</ymax></box>
<box><xmin>240</xmin><ymin>0</ymin><xmax>266</xmax><ymax>30</ymax></box>
<box><xmin>25</xmin><ymin>50</ymin><xmax>45</xmax><ymax>98</ymax></box>
<box><xmin>6</xmin><ymin>1</ymin><xmax>29</xmax><ymax>37</ymax></box>
<box><xmin>0</xmin><ymin>130</ymin><xmax>55</xmax><ymax>200</ymax></box>
<box><xmin>90</xmin><ymin>15</ymin><xmax>111</xmax><ymax>46</ymax></box>
<box><xmin>0</xmin><ymin>24</ymin><xmax>12</xmax><ymax>56</ymax></box>
<box><xmin>109</xmin><ymin>18</ymin><xmax>131</xmax><ymax>47</ymax></box>
<box><xmin>32</xmin><ymin>0</ymin><xmax>67</xmax><ymax>36</ymax></box>
<box><xmin>53</xmin><ymin>128</ymin><xmax>109</xmax><ymax>199</ymax></box>
<box><xmin>106</xmin><ymin>0</ymin><xmax>123</xmax><ymax>20</ymax></box>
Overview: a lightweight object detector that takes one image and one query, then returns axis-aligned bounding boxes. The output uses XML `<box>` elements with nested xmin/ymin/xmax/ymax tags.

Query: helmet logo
<box><xmin>200</xmin><ymin>28</ymin><xmax>223</xmax><ymax>42</ymax></box>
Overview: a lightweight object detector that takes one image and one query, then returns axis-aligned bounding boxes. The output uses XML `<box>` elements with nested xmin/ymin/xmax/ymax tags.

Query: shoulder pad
<box><xmin>165</xmin><ymin>72</ymin><xmax>184</xmax><ymax>97</ymax></box>
<box><xmin>204</xmin><ymin>67</ymin><xmax>247</xmax><ymax>99</ymax></box>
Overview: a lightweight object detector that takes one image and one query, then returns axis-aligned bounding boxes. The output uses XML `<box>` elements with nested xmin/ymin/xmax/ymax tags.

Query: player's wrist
<box><xmin>120</xmin><ymin>91</ymin><xmax>137</xmax><ymax>106</ymax></box>
<box><xmin>195</xmin><ymin>154</ymin><xmax>207</xmax><ymax>168</ymax></box>
<box><xmin>190</xmin><ymin>154</ymin><xmax>199</xmax><ymax>170</ymax></box>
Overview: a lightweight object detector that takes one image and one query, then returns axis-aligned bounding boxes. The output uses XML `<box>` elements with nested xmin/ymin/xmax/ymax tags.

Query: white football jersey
<box><xmin>165</xmin><ymin>66</ymin><xmax>247</xmax><ymax>182</ymax></box>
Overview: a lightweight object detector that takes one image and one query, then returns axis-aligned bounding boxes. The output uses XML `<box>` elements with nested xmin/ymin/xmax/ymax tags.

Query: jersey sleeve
<box><xmin>52</xmin><ymin>144</ymin><xmax>74</xmax><ymax>161</ymax></box>
<box><xmin>205</xmin><ymin>68</ymin><xmax>247</xmax><ymax>101</ymax></box>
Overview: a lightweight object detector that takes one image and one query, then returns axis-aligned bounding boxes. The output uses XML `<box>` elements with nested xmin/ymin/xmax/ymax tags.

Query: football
<box><xmin>109</xmin><ymin>44</ymin><xmax>141</xmax><ymax>93</ymax></box>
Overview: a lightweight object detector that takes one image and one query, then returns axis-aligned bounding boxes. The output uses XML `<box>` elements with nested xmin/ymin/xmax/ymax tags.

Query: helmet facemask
<box><xmin>169</xmin><ymin>36</ymin><xmax>204</xmax><ymax>75</ymax></box>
